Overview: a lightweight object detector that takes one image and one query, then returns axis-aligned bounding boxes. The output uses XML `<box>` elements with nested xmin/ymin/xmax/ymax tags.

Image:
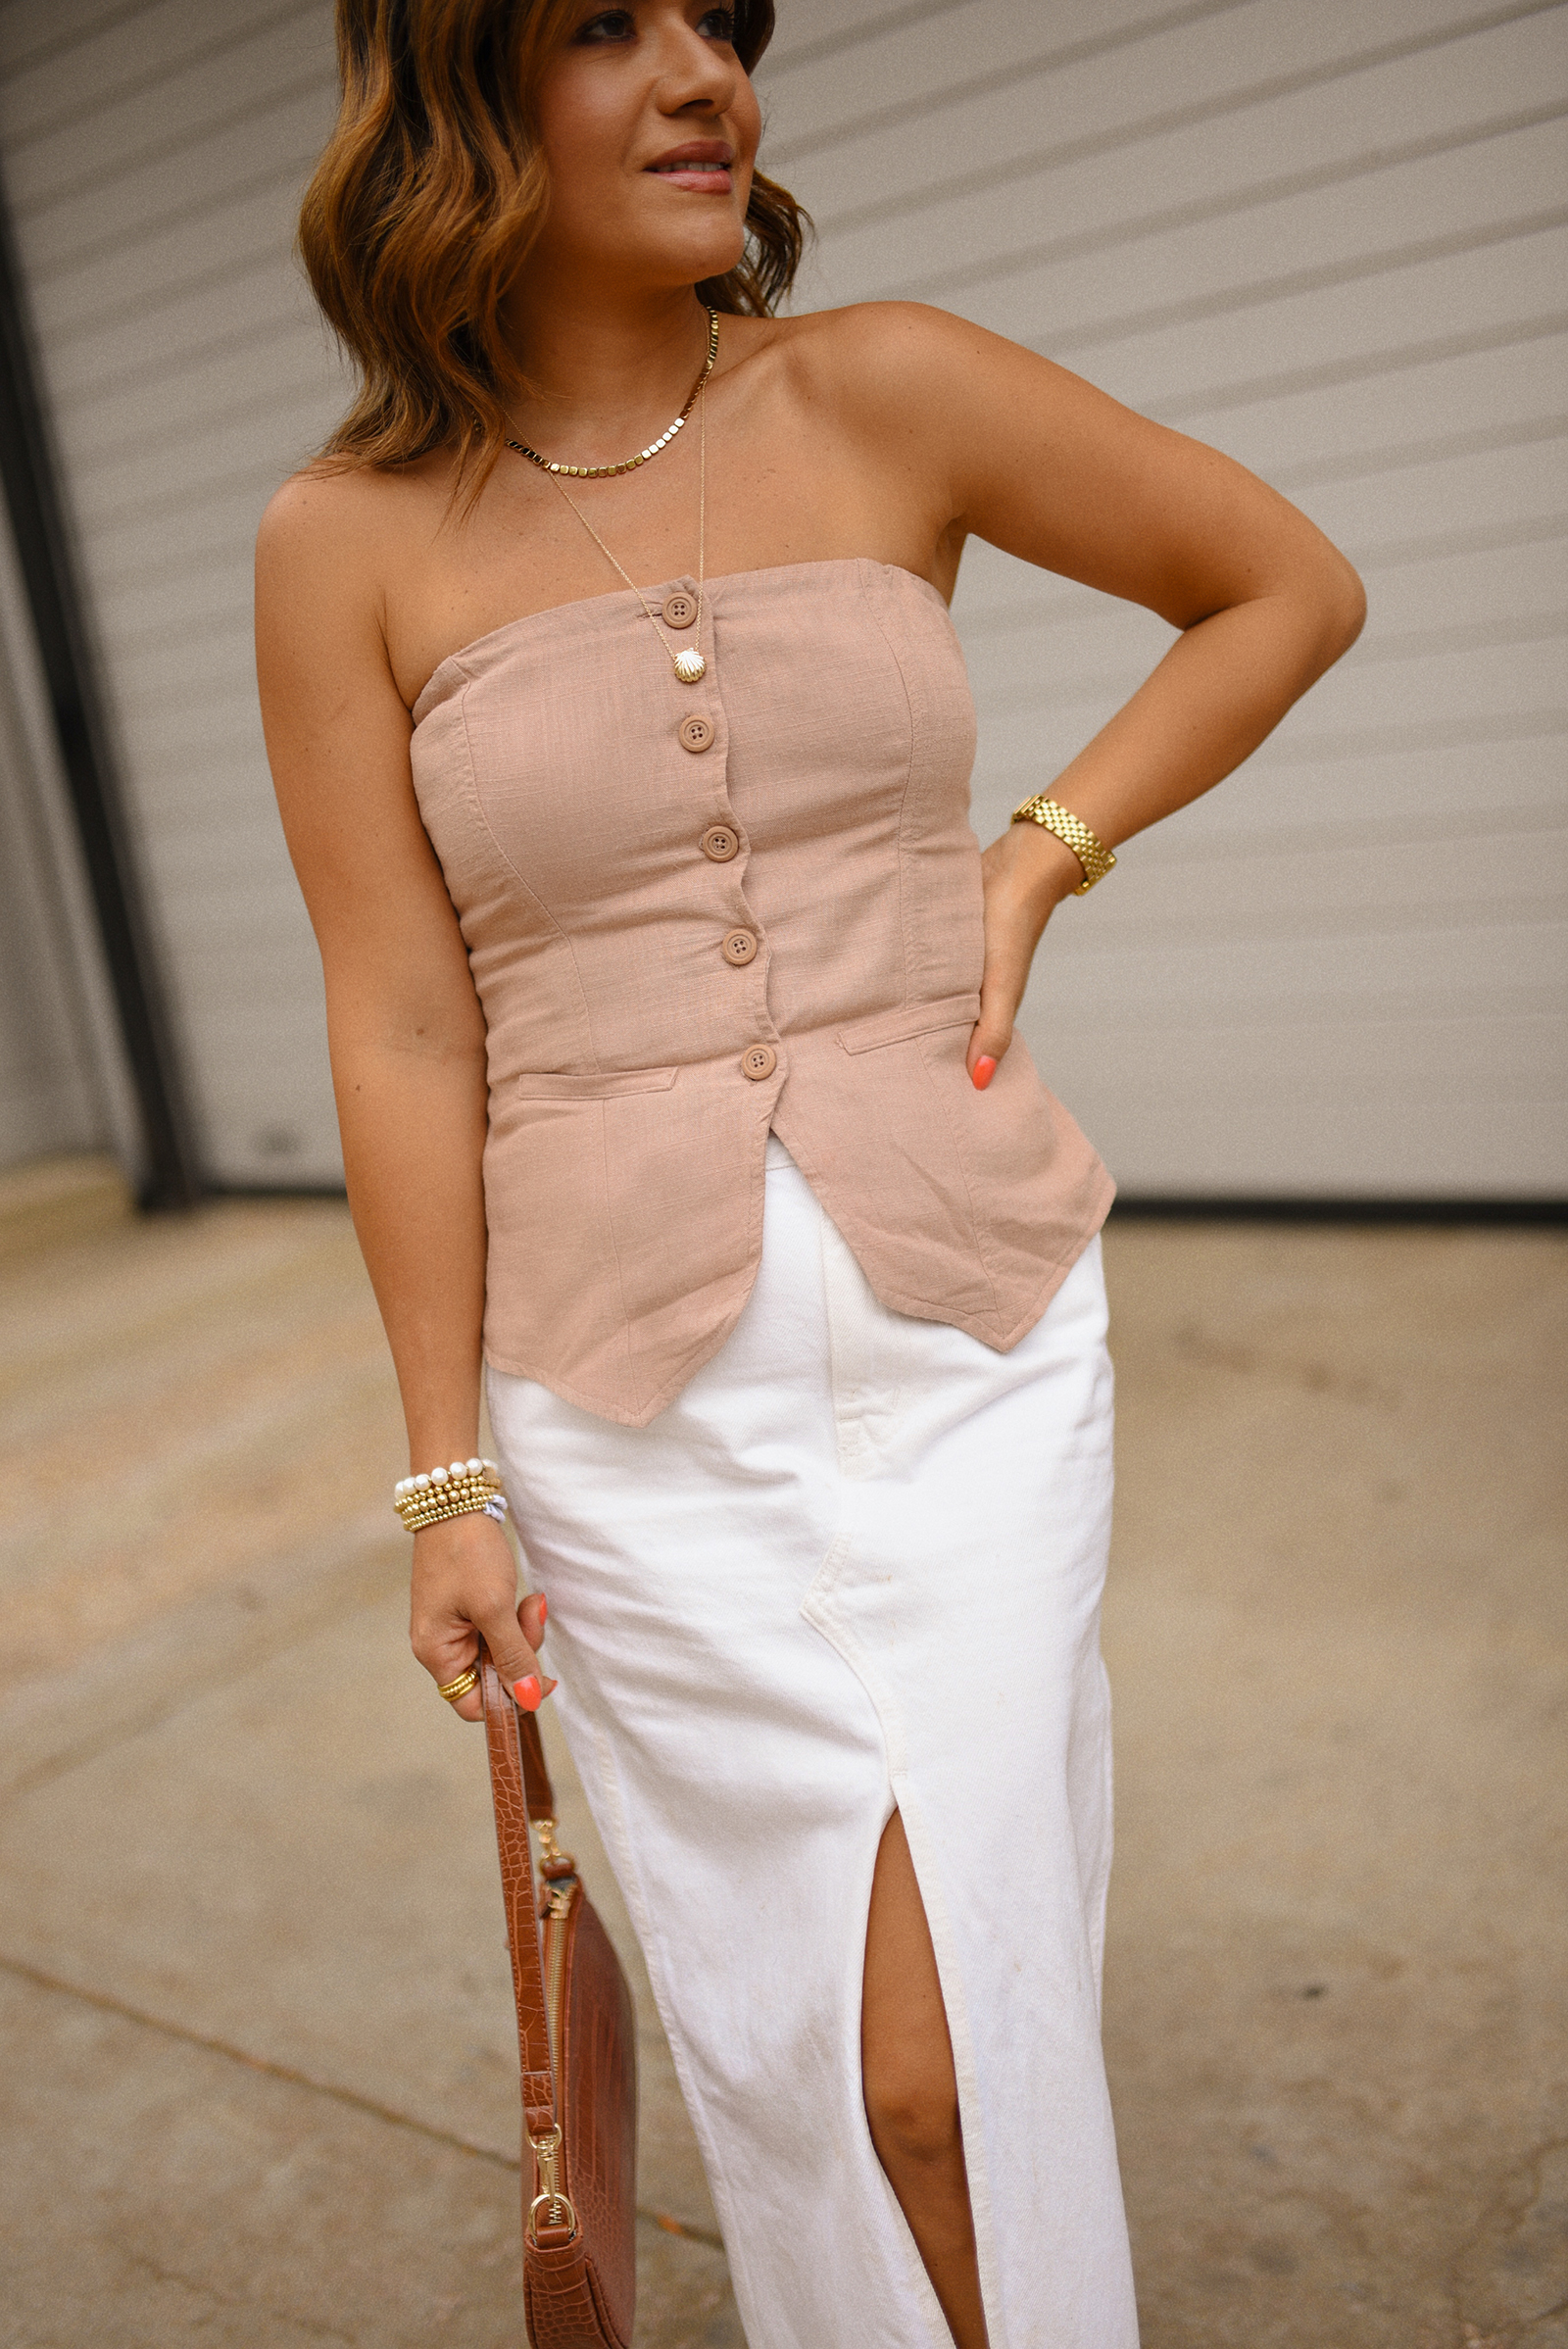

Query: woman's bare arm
<box><xmin>830</xmin><ymin>306</ymin><xmax>1367</xmax><ymax>1082</ymax></box>
<box><xmin>255</xmin><ymin>470</ymin><xmax>546</xmax><ymax>1722</ymax></box>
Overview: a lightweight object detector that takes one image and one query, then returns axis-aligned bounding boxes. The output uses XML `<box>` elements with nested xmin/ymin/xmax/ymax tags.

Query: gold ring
<box><xmin>437</xmin><ymin>1665</ymin><xmax>480</xmax><ymax>1704</ymax></box>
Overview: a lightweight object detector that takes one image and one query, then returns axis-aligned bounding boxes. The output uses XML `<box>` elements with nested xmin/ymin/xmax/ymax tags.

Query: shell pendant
<box><xmin>672</xmin><ymin>647</ymin><xmax>707</xmax><ymax>684</ymax></box>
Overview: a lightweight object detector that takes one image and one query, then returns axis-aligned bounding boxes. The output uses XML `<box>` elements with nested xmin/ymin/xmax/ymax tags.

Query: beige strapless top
<box><xmin>411</xmin><ymin>558</ymin><xmax>1111</xmax><ymax>1427</ymax></box>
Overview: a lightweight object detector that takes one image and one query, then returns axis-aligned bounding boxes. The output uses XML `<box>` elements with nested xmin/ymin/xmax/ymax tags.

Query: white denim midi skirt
<box><xmin>486</xmin><ymin>1139</ymin><xmax>1140</xmax><ymax>2349</ymax></box>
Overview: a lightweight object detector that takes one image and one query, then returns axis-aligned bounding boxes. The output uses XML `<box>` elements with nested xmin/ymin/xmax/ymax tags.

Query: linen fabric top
<box><xmin>410</xmin><ymin>557</ymin><xmax>1113</xmax><ymax>1428</ymax></box>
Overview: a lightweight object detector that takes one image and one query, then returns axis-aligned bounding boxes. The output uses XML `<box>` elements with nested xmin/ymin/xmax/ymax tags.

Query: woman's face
<box><xmin>528</xmin><ymin>4</ymin><xmax>762</xmax><ymax>301</ymax></box>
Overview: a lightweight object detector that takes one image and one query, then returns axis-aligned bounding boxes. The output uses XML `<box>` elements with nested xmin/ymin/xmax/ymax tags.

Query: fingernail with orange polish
<box><xmin>538</xmin><ymin>1596</ymin><xmax>548</xmax><ymax>1627</ymax></box>
<box><xmin>543</xmin><ymin>1678</ymin><xmax>559</xmax><ymax>1698</ymax></box>
<box><xmin>972</xmin><ymin>1055</ymin><xmax>997</xmax><ymax>1091</ymax></box>
<box><xmin>514</xmin><ymin>1675</ymin><xmax>541</xmax><ymax>1711</ymax></box>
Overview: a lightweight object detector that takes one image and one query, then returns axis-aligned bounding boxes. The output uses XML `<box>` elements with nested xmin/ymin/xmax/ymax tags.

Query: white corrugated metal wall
<box><xmin>0</xmin><ymin>0</ymin><xmax>346</xmax><ymax>1184</ymax></box>
<box><xmin>764</xmin><ymin>0</ymin><xmax>1568</xmax><ymax>1196</ymax></box>
<box><xmin>0</xmin><ymin>517</ymin><xmax>115</xmax><ymax>1166</ymax></box>
<box><xmin>0</xmin><ymin>0</ymin><xmax>1561</xmax><ymax>1195</ymax></box>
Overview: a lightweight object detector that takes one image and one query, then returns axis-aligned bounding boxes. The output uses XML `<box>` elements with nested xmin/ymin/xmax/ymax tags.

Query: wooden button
<box><xmin>721</xmin><ymin>928</ymin><xmax>758</xmax><ymax>966</ymax></box>
<box><xmin>678</xmin><ymin>713</ymin><xmax>714</xmax><ymax>754</ymax></box>
<box><xmin>740</xmin><ymin>1043</ymin><xmax>777</xmax><ymax>1082</ymax></box>
<box><xmin>700</xmin><ymin>823</ymin><xmax>738</xmax><ymax>862</ymax></box>
<box><xmin>662</xmin><ymin>591</ymin><xmax>698</xmax><ymax>628</ymax></box>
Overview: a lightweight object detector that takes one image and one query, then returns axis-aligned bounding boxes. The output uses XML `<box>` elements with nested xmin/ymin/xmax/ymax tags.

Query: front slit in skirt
<box><xmin>486</xmin><ymin>1138</ymin><xmax>1140</xmax><ymax>2349</ymax></box>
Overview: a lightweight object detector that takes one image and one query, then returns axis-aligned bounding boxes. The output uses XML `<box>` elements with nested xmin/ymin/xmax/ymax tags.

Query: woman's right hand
<box><xmin>410</xmin><ymin>1511</ymin><xmax>554</xmax><ymax>1724</ymax></box>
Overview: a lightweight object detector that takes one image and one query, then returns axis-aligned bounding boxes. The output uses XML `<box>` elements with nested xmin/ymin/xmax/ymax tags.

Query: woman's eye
<box><xmin>571</xmin><ymin>6</ymin><xmax>735</xmax><ymax>45</ymax></box>
<box><xmin>572</xmin><ymin>9</ymin><xmax>636</xmax><ymax>42</ymax></box>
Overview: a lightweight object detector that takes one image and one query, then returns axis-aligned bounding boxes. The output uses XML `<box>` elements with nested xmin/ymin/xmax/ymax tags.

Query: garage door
<box><xmin>0</xmin><ymin>0</ymin><xmax>1562</xmax><ymax>1196</ymax></box>
<box><xmin>762</xmin><ymin>0</ymin><xmax>1568</xmax><ymax>1196</ymax></box>
<box><xmin>0</xmin><ymin>0</ymin><xmax>345</xmax><ymax>1184</ymax></box>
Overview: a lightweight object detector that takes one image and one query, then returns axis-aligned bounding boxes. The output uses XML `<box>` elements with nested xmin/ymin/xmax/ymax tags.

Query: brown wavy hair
<box><xmin>299</xmin><ymin>0</ymin><xmax>806</xmax><ymax>486</ymax></box>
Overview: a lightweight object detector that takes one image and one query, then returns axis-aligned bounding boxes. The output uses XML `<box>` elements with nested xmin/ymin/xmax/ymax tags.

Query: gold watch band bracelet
<box><xmin>1010</xmin><ymin>794</ymin><xmax>1116</xmax><ymax>893</ymax></box>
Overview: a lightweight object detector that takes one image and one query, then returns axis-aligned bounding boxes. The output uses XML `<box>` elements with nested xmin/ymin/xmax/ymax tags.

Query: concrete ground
<box><xmin>0</xmin><ymin>1153</ymin><xmax>1562</xmax><ymax>2349</ymax></box>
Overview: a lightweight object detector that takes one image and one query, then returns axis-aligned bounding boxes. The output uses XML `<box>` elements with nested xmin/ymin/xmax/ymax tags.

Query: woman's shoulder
<box><xmin>255</xmin><ymin>455</ymin><xmax>460</xmax><ymax>689</ymax></box>
<box><xmin>763</xmin><ymin>298</ymin><xmax>990</xmax><ymax>372</ymax></box>
<box><xmin>257</xmin><ymin>452</ymin><xmax>444</xmax><ymax>585</ymax></box>
<box><xmin>749</xmin><ymin>300</ymin><xmax>1010</xmax><ymax>423</ymax></box>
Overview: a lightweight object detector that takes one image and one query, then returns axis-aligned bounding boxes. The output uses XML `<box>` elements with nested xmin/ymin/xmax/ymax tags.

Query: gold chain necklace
<box><xmin>505</xmin><ymin>309</ymin><xmax>719</xmax><ymax>479</ymax></box>
<box><xmin>545</xmin><ymin>368</ymin><xmax>710</xmax><ymax>686</ymax></box>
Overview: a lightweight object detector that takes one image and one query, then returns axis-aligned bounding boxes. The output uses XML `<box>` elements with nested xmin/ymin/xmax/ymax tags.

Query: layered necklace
<box><xmin>506</xmin><ymin>310</ymin><xmax>719</xmax><ymax>687</ymax></box>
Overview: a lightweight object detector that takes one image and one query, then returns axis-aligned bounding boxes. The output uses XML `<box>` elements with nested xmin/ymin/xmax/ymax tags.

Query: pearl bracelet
<box><xmin>393</xmin><ymin>1456</ymin><xmax>509</xmax><ymax>1533</ymax></box>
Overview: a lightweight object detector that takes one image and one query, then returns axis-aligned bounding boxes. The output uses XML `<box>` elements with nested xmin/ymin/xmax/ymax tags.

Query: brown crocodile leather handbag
<box><xmin>479</xmin><ymin>1642</ymin><xmax>638</xmax><ymax>2348</ymax></box>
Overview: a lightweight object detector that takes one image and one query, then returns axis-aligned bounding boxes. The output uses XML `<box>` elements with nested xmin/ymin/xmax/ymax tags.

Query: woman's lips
<box><xmin>648</xmin><ymin>161</ymin><xmax>733</xmax><ymax>192</ymax></box>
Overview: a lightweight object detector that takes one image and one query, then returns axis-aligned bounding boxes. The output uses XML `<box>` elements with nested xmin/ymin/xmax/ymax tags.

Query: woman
<box><xmin>257</xmin><ymin>5</ymin><xmax>1363</xmax><ymax>2344</ymax></box>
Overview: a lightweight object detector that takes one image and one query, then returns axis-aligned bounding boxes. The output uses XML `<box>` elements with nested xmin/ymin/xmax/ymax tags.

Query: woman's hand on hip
<box><xmin>967</xmin><ymin>818</ymin><xmax>1084</xmax><ymax>1089</ymax></box>
<box><xmin>410</xmin><ymin>1511</ymin><xmax>554</xmax><ymax>1724</ymax></box>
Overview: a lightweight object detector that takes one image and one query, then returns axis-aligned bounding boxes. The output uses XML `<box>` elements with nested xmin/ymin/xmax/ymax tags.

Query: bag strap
<box><xmin>517</xmin><ymin>1693</ymin><xmax>557</xmax><ymax>1822</ymax></box>
<box><xmin>479</xmin><ymin>1640</ymin><xmax>559</xmax><ymax>2140</ymax></box>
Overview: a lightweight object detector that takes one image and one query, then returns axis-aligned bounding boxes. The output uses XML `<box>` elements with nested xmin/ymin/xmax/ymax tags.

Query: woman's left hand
<box><xmin>966</xmin><ymin>818</ymin><xmax>1085</xmax><ymax>1090</ymax></box>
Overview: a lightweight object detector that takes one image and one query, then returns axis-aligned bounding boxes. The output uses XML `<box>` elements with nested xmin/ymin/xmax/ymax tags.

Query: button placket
<box><xmin>671</xmin><ymin>582</ymin><xmax>714</xmax><ymax>752</ymax></box>
<box><xmin>672</xmin><ymin>592</ymin><xmax>773</xmax><ymax>1087</ymax></box>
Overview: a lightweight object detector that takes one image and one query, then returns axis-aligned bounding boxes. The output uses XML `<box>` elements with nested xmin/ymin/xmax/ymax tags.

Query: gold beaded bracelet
<box><xmin>393</xmin><ymin>1457</ymin><xmax>508</xmax><ymax>1533</ymax></box>
<box><xmin>1010</xmin><ymin>794</ymin><xmax>1116</xmax><ymax>893</ymax></box>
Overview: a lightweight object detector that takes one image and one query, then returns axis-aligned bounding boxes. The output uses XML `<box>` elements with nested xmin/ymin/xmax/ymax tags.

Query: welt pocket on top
<box><xmin>835</xmin><ymin>993</ymin><xmax>981</xmax><ymax>1055</ymax></box>
<box><xmin>515</xmin><ymin>1065</ymin><xmax>679</xmax><ymax>1101</ymax></box>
